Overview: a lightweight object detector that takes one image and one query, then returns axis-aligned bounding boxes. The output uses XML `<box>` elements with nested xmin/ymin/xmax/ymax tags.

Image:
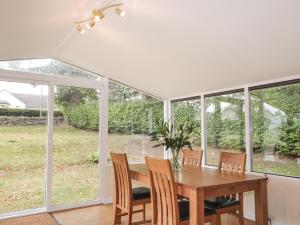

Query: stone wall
<box><xmin>0</xmin><ymin>116</ymin><xmax>64</xmax><ymax>126</ymax></box>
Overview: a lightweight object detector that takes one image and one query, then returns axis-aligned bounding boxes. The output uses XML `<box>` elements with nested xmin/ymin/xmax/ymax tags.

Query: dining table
<box><xmin>129</xmin><ymin>163</ymin><xmax>268</xmax><ymax>225</ymax></box>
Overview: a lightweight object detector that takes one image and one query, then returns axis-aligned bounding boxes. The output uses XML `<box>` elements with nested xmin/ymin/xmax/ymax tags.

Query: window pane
<box><xmin>0</xmin><ymin>81</ymin><xmax>47</xmax><ymax>213</ymax></box>
<box><xmin>0</xmin><ymin>59</ymin><xmax>101</xmax><ymax>81</ymax></box>
<box><xmin>172</xmin><ymin>98</ymin><xmax>201</xmax><ymax>149</ymax></box>
<box><xmin>52</xmin><ymin>86</ymin><xmax>100</xmax><ymax>206</ymax></box>
<box><xmin>108</xmin><ymin>81</ymin><xmax>164</xmax><ymax>162</ymax></box>
<box><xmin>250</xmin><ymin>84</ymin><xmax>300</xmax><ymax>177</ymax></box>
<box><xmin>205</xmin><ymin>92</ymin><xmax>245</xmax><ymax>166</ymax></box>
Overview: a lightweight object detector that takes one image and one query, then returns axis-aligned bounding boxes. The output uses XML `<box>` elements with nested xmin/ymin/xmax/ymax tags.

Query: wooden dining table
<box><xmin>129</xmin><ymin>164</ymin><xmax>268</xmax><ymax>225</ymax></box>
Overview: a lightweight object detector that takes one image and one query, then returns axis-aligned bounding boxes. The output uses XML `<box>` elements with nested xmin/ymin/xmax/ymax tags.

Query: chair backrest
<box><xmin>146</xmin><ymin>157</ymin><xmax>179</xmax><ymax>225</ymax></box>
<box><xmin>218</xmin><ymin>151</ymin><xmax>246</xmax><ymax>174</ymax></box>
<box><xmin>182</xmin><ymin>149</ymin><xmax>203</xmax><ymax>168</ymax></box>
<box><xmin>111</xmin><ymin>152</ymin><xmax>132</xmax><ymax>210</ymax></box>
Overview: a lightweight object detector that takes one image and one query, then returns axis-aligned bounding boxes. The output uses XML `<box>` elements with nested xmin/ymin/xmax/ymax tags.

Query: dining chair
<box><xmin>182</xmin><ymin>149</ymin><xmax>203</xmax><ymax>168</ymax></box>
<box><xmin>145</xmin><ymin>157</ymin><xmax>217</xmax><ymax>225</ymax></box>
<box><xmin>111</xmin><ymin>152</ymin><xmax>151</xmax><ymax>225</ymax></box>
<box><xmin>205</xmin><ymin>151</ymin><xmax>247</xmax><ymax>225</ymax></box>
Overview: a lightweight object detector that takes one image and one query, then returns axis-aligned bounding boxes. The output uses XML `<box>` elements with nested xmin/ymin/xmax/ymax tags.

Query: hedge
<box><xmin>61</xmin><ymin>100</ymin><xmax>164</xmax><ymax>133</ymax></box>
<box><xmin>0</xmin><ymin>108</ymin><xmax>63</xmax><ymax>117</ymax></box>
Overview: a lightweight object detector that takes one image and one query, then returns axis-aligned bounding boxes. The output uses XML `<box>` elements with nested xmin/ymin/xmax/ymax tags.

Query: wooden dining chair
<box><xmin>182</xmin><ymin>149</ymin><xmax>203</xmax><ymax>168</ymax></box>
<box><xmin>205</xmin><ymin>151</ymin><xmax>247</xmax><ymax>225</ymax></box>
<box><xmin>145</xmin><ymin>157</ymin><xmax>217</xmax><ymax>225</ymax></box>
<box><xmin>111</xmin><ymin>152</ymin><xmax>151</xmax><ymax>225</ymax></box>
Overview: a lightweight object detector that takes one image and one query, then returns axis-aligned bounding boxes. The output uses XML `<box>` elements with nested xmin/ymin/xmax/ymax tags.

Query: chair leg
<box><xmin>142</xmin><ymin>204</ymin><xmax>146</xmax><ymax>222</ymax></box>
<box><xmin>113</xmin><ymin>206</ymin><xmax>121</xmax><ymax>225</ymax></box>
<box><xmin>211</xmin><ymin>215</ymin><xmax>218</xmax><ymax>225</ymax></box>
<box><xmin>238</xmin><ymin>193</ymin><xmax>244</xmax><ymax>225</ymax></box>
<box><xmin>127</xmin><ymin>208</ymin><xmax>133</xmax><ymax>225</ymax></box>
<box><xmin>216</xmin><ymin>214</ymin><xmax>221</xmax><ymax>225</ymax></box>
<box><xmin>238</xmin><ymin>207</ymin><xmax>244</xmax><ymax>225</ymax></box>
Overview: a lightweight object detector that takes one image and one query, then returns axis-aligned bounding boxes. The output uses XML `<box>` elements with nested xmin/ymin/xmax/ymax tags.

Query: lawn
<box><xmin>0</xmin><ymin>124</ymin><xmax>163</xmax><ymax>214</ymax></box>
<box><xmin>0</xmin><ymin>124</ymin><xmax>100</xmax><ymax>213</ymax></box>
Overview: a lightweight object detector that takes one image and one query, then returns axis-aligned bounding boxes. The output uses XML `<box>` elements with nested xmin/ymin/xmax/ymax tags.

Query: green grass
<box><xmin>0</xmin><ymin>125</ymin><xmax>99</xmax><ymax>213</ymax></box>
<box><xmin>0</xmin><ymin>125</ymin><xmax>163</xmax><ymax>214</ymax></box>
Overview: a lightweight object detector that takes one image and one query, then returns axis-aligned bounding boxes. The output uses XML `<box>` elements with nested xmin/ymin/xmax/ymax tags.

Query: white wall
<box><xmin>103</xmin><ymin>164</ymin><xmax>300</xmax><ymax>225</ymax></box>
<box><xmin>244</xmin><ymin>174</ymin><xmax>300</xmax><ymax>225</ymax></box>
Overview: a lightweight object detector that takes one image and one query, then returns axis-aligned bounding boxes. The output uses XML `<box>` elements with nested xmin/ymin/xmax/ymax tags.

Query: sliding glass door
<box><xmin>0</xmin><ymin>59</ymin><xmax>106</xmax><ymax>218</ymax></box>
<box><xmin>51</xmin><ymin>86</ymin><xmax>100</xmax><ymax>206</ymax></box>
<box><xmin>0</xmin><ymin>81</ymin><xmax>48</xmax><ymax>214</ymax></box>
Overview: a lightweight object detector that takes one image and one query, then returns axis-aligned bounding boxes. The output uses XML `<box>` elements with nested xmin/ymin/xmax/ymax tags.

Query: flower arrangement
<box><xmin>150</xmin><ymin>120</ymin><xmax>194</xmax><ymax>169</ymax></box>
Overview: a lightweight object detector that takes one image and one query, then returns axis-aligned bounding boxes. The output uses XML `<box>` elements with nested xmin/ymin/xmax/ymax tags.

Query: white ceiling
<box><xmin>1</xmin><ymin>0</ymin><xmax>300</xmax><ymax>99</ymax></box>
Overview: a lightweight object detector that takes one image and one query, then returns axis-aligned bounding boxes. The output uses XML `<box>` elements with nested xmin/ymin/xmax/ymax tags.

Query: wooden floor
<box><xmin>52</xmin><ymin>204</ymin><xmax>255</xmax><ymax>225</ymax></box>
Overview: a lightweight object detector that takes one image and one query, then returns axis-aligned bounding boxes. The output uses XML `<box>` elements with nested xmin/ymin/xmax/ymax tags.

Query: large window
<box><xmin>108</xmin><ymin>81</ymin><xmax>164</xmax><ymax>162</ymax></box>
<box><xmin>205</xmin><ymin>91</ymin><xmax>245</xmax><ymax>166</ymax></box>
<box><xmin>0</xmin><ymin>81</ymin><xmax>48</xmax><ymax>214</ymax></box>
<box><xmin>250</xmin><ymin>83</ymin><xmax>300</xmax><ymax>178</ymax></box>
<box><xmin>172</xmin><ymin>97</ymin><xmax>201</xmax><ymax>149</ymax></box>
<box><xmin>0</xmin><ymin>59</ymin><xmax>105</xmax><ymax>217</ymax></box>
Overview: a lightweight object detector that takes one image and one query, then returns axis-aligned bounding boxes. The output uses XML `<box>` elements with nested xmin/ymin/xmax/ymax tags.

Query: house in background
<box><xmin>0</xmin><ymin>89</ymin><xmax>47</xmax><ymax>109</ymax></box>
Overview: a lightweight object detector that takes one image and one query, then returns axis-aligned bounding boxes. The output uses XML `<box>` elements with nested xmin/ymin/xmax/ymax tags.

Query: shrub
<box><xmin>61</xmin><ymin>100</ymin><xmax>163</xmax><ymax>133</ymax></box>
<box><xmin>87</xmin><ymin>151</ymin><xmax>99</xmax><ymax>163</ymax></box>
<box><xmin>63</xmin><ymin>101</ymin><xmax>99</xmax><ymax>130</ymax></box>
<box><xmin>0</xmin><ymin>108</ymin><xmax>63</xmax><ymax>117</ymax></box>
<box><xmin>219</xmin><ymin>135</ymin><xmax>245</xmax><ymax>151</ymax></box>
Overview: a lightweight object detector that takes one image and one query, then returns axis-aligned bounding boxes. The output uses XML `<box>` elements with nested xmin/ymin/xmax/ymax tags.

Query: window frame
<box><xmin>169</xmin><ymin>76</ymin><xmax>300</xmax><ymax>179</ymax></box>
<box><xmin>204</xmin><ymin>89</ymin><xmax>246</xmax><ymax>166</ymax></box>
<box><xmin>249</xmin><ymin>81</ymin><xmax>300</xmax><ymax>179</ymax></box>
<box><xmin>0</xmin><ymin>65</ymin><xmax>108</xmax><ymax>218</ymax></box>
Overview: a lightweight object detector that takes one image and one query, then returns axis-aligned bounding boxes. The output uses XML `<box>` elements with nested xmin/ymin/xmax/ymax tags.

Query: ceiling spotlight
<box><xmin>86</xmin><ymin>20</ymin><xmax>95</xmax><ymax>29</ymax></box>
<box><xmin>115</xmin><ymin>7</ymin><xmax>125</xmax><ymax>17</ymax></box>
<box><xmin>93</xmin><ymin>10</ymin><xmax>105</xmax><ymax>22</ymax></box>
<box><xmin>76</xmin><ymin>24</ymin><xmax>85</xmax><ymax>34</ymax></box>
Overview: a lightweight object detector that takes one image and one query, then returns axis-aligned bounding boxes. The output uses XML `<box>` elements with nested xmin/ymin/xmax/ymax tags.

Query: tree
<box><xmin>208</xmin><ymin>97</ymin><xmax>223</xmax><ymax>148</ymax></box>
<box><xmin>55</xmin><ymin>87</ymin><xmax>98</xmax><ymax>108</ymax></box>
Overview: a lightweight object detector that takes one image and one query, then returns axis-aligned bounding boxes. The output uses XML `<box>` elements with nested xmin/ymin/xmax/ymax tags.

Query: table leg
<box><xmin>255</xmin><ymin>180</ymin><xmax>268</xmax><ymax>225</ymax></box>
<box><xmin>189</xmin><ymin>189</ymin><xmax>204</xmax><ymax>225</ymax></box>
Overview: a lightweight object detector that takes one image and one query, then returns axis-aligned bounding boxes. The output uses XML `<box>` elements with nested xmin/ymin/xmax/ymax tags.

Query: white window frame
<box><xmin>169</xmin><ymin>74</ymin><xmax>300</xmax><ymax>179</ymax></box>
<box><xmin>0</xmin><ymin>68</ymin><xmax>109</xmax><ymax>219</ymax></box>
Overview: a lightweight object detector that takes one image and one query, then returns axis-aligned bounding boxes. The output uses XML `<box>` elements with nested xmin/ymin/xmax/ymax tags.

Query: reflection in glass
<box><xmin>0</xmin><ymin>59</ymin><xmax>101</xmax><ymax>80</ymax></box>
<box><xmin>205</xmin><ymin>92</ymin><xmax>245</xmax><ymax>166</ymax></box>
<box><xmin>108</xmin><ymin>81</ymin><xmax>164</xmax><ymax>162</ymax></box>
<box><xmin>172</xmin><ymin>98</ymin><xmax>201</xmax><ymax>149</ymax></box>
<box><xmin>251</xmin><ymin>84</ymin><xmax>300</xmax><ymax>177</ymax></box>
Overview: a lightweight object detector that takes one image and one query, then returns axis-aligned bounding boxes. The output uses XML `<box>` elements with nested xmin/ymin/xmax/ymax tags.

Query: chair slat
<box><xmin>182</xmin><ymin>149</ymin><xmax>203</xmax><ymax>168</ymax></box>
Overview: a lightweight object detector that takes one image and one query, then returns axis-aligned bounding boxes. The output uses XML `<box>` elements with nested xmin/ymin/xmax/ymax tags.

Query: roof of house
<box><xmin>12</xmin><ymin>93</ymin><xmax>48</xmax><ymax>109</ymax></box>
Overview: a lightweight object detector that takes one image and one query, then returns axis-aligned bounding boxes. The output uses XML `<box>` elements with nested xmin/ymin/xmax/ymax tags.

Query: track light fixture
<box><xmin>115</xmin><ymin>7</ymin><xmax>125</xmax><ymax>17</ymax></box>
<box><xmin>74</xmin><ymin>3</ymin><xmax>125</xmax><ymax>34</ymax></box>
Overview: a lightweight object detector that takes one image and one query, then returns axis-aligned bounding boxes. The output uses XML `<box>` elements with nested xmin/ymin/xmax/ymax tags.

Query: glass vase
<box><xmin>171</xmin><ymin>150</ymin><xmax>181</xmax><ymax>170</ymax></box>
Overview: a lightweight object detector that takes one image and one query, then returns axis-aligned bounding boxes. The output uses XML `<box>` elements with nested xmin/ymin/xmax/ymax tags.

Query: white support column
<box><xmin>244</xmin><ymin>87</ymin><xmax>252</xmax><ymax>172</ymax></box>
<box><xmin>200</xmin><ymin>95</ymin><xmax>206</xmax><ymax>165</ymax></box>
<box><xmin>99</xmin><ymin>78</ymin><xmax>109</xmax><ymax>203</ymax></box>
<box><xmin>46</xmin><ymin>84</ymin><xmax>54</xmax><ymax>210</ymax></box>
<box><xmin>164</xmin><ymin>100</ymin><xmax>171</xmax><ymax>159</ymax></box>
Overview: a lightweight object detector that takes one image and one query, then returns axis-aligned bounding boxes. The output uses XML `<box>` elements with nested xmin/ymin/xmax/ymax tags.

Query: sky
<box><xmin>0</xmin><ymin>81</ymin><xmax>48</xmax><ymax>95</ymax></box>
